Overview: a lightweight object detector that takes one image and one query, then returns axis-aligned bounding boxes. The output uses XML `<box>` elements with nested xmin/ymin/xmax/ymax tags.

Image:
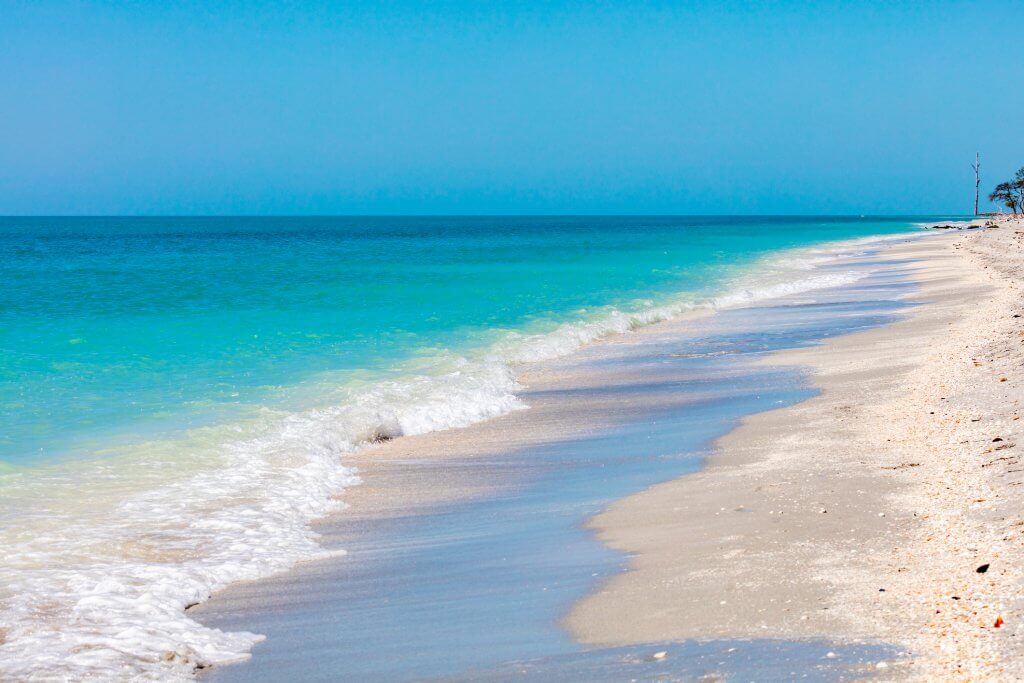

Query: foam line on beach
<box><xmin>0</xmin><ymin>230</ymin><xmax>924</xmax><ymax>679</ymax></box>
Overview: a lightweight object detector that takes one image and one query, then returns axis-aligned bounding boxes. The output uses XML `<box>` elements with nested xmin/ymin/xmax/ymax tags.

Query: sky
<box><xmin>1</xmin><ymin>0</ymin><xmax>1022</xmax><ymax>215</ymax></box>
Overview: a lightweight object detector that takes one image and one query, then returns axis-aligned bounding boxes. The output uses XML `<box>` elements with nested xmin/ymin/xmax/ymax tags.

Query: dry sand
<box><xmin>566</xmin><ymin>219</ymin><xmax>1024</xmax><ymax>680</ymax></box>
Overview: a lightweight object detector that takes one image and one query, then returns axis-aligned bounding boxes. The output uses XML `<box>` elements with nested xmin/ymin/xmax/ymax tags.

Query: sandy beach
<box><xmin>567</xmin><ymin>219</ymin><xmax>1024</xmax><ymax>680</ymax></box>
<box><xmin>192</xmin><ymin>227</ymin><xmax>955</xmax><ymax>681</ymax></box>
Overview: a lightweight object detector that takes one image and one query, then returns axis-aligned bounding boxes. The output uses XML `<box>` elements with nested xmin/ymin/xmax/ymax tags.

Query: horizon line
<box><xmin>0</xmin><ymin>213</ymin><xmax>979</xmax><ymax>219</ymax></box>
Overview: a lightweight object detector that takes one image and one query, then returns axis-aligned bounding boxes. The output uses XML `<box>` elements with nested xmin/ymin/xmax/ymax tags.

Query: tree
<box><xmin>990</xmin><ymin>181</ymin><xmax>1020</xmax><ymax>215</ymax></box>
<box><xmin>972</xmin><ymin>153</ymin><xmax>981</xmax><ymax>216</ymax></box>
<box><xmin>1014</xmin><ymin>167</ymin><xmax>1024</xmax><ymax>214</ymax></box>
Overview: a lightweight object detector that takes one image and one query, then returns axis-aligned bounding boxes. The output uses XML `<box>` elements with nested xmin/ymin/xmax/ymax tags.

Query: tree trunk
<box><xmin>972</xmin><ymin>153</ymin><xmax>981</xmax><ymax>216</ymax></box>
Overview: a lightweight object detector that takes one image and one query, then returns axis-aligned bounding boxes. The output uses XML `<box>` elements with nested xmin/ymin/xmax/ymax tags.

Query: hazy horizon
<box><xmin>3</xmin><ymin>1</ymin><xmax>1022</xmax><ymax>216</ymax></box>
<box><xmin>0</xmin><ymin>212</ymin><xmax>979</xmax><ymax>218</ymax></box>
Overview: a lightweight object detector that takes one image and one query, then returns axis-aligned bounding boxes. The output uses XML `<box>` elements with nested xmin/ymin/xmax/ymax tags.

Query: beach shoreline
<box><xmin>5</xmin><ymin>218</ymin><xmax>935</xmax><ymax>681</ymax></box>
<box><xmin>192</xmin><ymin>227</ymin><xmax>942</xmax><ymax>680</ymax></box>
<box><xmin>567</xmin><ymin>218</ymin><xmax>1024</xmax><ymax>680</ymax></box>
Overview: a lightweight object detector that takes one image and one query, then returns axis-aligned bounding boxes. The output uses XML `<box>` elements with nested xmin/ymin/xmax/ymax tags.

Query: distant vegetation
<box><xmin>989</xmin><ymin>167</ymin><xmax>1024</xmax><ymax>215</ymax></box>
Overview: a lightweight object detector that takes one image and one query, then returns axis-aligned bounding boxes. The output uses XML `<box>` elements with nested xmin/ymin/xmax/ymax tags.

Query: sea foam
<box><xmin>0</xmin><ymin>232</ymin><xmax>920</xmax><ymax>680</ymax></box>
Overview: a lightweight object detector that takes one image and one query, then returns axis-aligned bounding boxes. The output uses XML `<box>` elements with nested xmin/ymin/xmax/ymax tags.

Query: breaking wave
<box><xmin>0</xmin><ymin>231</ymin><xmax>921</xmax><ymax>680</ymax></box>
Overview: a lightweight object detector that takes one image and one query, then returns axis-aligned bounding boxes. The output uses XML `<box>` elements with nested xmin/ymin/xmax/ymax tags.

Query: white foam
<box><xmin>0</xmin><ymin>230</ymin><xmax>921</xmax><ymax>680</ymax></box>
<box><xmin>0</xmin><ymin>363</ymin><xmax>523</xmax><ymax>680</ymax></box>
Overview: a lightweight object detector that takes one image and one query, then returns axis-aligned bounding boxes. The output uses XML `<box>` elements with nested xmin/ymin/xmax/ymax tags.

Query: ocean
<box><xmin>0</xmin><ymin>216</ymin><xmax>938</xmax><ymax>678</ymax></box>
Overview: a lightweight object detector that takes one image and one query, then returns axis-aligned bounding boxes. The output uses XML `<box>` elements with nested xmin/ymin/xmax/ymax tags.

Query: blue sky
<box><xmin>1</xmin><ymin>0</ymin><xmax>1021</xmax><ymax>215</ymax></box>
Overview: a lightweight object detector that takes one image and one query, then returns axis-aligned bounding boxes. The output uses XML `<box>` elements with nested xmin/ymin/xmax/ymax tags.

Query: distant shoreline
<box><xmin>568</xmin><ymin>217</ymin><xmax>1024</xmax><ymax>679</ymax></box>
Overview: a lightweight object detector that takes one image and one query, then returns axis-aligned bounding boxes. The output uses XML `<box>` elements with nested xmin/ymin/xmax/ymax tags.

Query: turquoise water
<box><xmin>0</xmin><ymin>216</ymin><xmax>940</xmax><ymax>679</ymax></box>
<box><xmin>2</xmin><ymin>216</ymin><xmax>929</xmax><ymax>466</ymax></box>
<box><xmin>201</xmin><ymin>254</ymin><xmax>915</xmax><ymax>682</ymax></box>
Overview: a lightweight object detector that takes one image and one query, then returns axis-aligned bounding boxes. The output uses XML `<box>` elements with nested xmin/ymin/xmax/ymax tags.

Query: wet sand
<box><xmin>568</xmin><ymin>221</ymin><xmax>1024</xmax><ymax>680</ymax></box>
<box><xmin>195</xmin><ymin>236</ymin><xmax>922</xmax><ymax>680</ymax></box>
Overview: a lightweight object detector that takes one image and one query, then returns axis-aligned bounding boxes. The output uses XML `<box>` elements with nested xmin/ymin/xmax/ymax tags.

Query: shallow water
<box><xmin>0</xmin><ymin>218</ymin><xmax>943</xmax><ymax>678</ymax></box>
<box><xmin>197</xmin><ymin>246</ymin><xmax>920</xmax><ymax>681</ymax></box>
<box><xmin>0</xmin><ymin>216</ymin><xmax>925</xmax><ymax>467</ymax></box>
<box><xmin>437</xmin><ymin>640</ymin><xmax>897</xmax><ymax>682</ymax></box>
